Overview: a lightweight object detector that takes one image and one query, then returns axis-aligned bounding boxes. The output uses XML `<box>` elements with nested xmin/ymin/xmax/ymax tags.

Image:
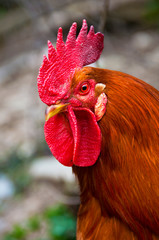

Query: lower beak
<box><xmin>45</xmin><ymin>103</ymin><xmax>69</xmax><ymax>121</ymax></box>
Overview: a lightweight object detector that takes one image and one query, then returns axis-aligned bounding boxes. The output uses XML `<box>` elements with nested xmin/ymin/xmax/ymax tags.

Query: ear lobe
<box><xmin>95</xmin><ymin>83</ymin><xmax>106</xmax><ymax>94</ymax></box>
<box><xmin>95</xmin><ymin>93</ymin><xmax>107</xmax><ymax>121</ymax></box>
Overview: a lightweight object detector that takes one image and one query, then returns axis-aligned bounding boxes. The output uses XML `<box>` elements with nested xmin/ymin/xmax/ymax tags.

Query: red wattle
<box><xmin>44</xmin><ymin>107</ymin><xmax>101</xmax><ymax>167</ymax></box>
<box><xmin>68</xmin><ymin>106</ymin><xmax>101</xmax><ymax>167</ymax></box>
<box><xmin>44</xmin><ymin>113</ymin><xmax>74</xmax><ymax>166</ymax></box>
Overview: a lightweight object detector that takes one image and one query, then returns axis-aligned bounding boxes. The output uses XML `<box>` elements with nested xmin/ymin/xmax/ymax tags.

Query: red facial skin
<box><xmin>44</xmin><ymin>77</ymin><xmax>105</xmax><ymax>167</ymax></box>
<box><xmin>69</xmin><ymin>79</ymin><xmax>97</xmax><ymax>109</ymax></box>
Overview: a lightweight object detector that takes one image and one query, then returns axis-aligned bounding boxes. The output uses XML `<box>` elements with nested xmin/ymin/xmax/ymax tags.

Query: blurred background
<box><xmin>0</xmin><ymin>0</ymin><xmax>159</xmax><ymax>239</ymax></box>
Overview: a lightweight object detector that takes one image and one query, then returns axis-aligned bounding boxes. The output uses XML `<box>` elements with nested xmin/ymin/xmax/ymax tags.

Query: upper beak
<box><xmin>45</xmin><ymin>103</ymin><xmax>69</xmax><ymax>121</ymax></box>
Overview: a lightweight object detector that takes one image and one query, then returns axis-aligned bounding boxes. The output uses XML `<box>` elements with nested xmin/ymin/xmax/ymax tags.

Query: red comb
<box><xmin>37</xmin><ymin>19</ymin><xmax>104</xmax><ymax>105</ymax></box>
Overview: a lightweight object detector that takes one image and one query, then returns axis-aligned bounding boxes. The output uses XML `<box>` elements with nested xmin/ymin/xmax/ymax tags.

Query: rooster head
<box><xmin>37</xmin><ymin>20</ymin><xmax>107</xmax><ymax>167</ymax></box>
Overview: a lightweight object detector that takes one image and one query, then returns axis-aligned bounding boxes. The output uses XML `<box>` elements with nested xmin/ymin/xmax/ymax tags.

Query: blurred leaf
<box><xmin>3</xmin><ymin>234</ymin><xmax>17</xmax><ymax>240</ymax></box>
<box><xmin>27</xmin><ymin>216</ymin><xmax>41</xmax><ymax>231</ymax></box>
<box><xmin>3</xmin><ymin>236</ymin><xmax>17</xmax><ymax>240</ymax></box>
<box><xmin>0</xmin><ymin>7</ymin><xmax>7</xmax><ymax>18</ymax></box>
<box><xmin>4</xmin><ymin>224</ymin><xmax>27</xmax><ymax>240</ymax></box>
<box><xmin>3</xmin><ymin>204</ymin><xmax>76</xmax><ymax>240</ymax></box>
<box><xmin>49</xmin><ymin>215</ymin><xmax>76</xmax><ymax>240</ymax></box>
<box><xmin>45</xmin><ymin>204</ymin><xmax>76</xmax><ymax>240</ymax></box>
<box><xmin>45</xmin><ymin>204</ymin><xmax>70</xmax><ymax>218</ymax></box>
<box><xmin>145</xmin><ymin>0</ymin><xmax>159</xmax><ymax>25</ymax></box>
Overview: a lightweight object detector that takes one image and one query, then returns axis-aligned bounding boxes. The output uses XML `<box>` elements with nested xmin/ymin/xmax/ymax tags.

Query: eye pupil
<box><xmin>79</xmin><ymin>82</ymin><xmax>90</xmax><ymax>95</ymax></box>
<box><xmin>82</xmin><ymin>85</ymin><xmax>87</xmax><ymax>91</ymax></box>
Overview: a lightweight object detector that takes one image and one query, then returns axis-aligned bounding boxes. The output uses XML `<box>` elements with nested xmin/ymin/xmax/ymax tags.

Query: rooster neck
<box><xmin>72</xmin><ymin>68</ymin><xmax>159</xmax><ymax>239</ymax></box>
<box><xmin>72</xmin><ymin>157</ymin><xmax>114</xmax><ymax>216</ymax></box>
<box><xmin>73</xmin><ymin>136</ymin><xmax>159</xmax><ymax>239</ymax></box>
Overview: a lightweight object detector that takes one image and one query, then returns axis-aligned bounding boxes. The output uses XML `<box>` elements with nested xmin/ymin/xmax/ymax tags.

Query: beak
<box><xmin>45</xmin><ymin>103</ymin><xmax>69</xmax><ymax>121</ymax></box>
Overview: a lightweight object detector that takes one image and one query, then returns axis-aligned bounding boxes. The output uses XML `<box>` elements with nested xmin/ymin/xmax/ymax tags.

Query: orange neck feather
<box><xmin>73</xmin><ymin>67</ymin><xmax>159</xmax><ymax>239</ymax></box>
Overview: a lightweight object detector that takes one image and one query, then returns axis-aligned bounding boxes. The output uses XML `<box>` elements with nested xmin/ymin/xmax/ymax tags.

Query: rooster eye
<box><xmin>80</xmin><ymin>82</ymin><xmax>90</xmax><ymax>95</ymax></box>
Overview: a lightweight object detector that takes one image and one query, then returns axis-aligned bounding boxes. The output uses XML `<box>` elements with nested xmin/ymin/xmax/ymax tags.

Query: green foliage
<box><xmin>145</xmin><ymin>0</ymin><xmax>159</xmax><ymax>25</ymax></box>
<box><xmin>27</xmin><ymin>216</ymin><xmax>41</xmax><ymax>231</ymax></box>
<box><xmin>3</xmin><ymin>224</ymin><xmax>27</xmax><ymax>240</ymax></box>
<box><xmin>45</xmin><ymin>205</ymin><xmax>76</xmax><ymax>240</ymax></box>
<box><xmin>3</xmin><ymin>204</ymin><xmax>76</xmax><ymax>240</ymax></box>
<box><xmin>0</xmin><ymin>7</ymin><xmax>7</xmax><ymax>18</ymax></box>
<box><xmin>2</xmin><ymin>216</ymin><xmax>42</xmax><ymax>240</ymax></box>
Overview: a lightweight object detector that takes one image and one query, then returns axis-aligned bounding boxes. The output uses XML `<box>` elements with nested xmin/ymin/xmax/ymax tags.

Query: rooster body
<box><xmin>37</xmin><ymin>20</ymin><xmax>159</xmax><ymax>239</ymax></box>
<box><xmin>73</xmin><ymin>67</ymin><xmax>159</xmax><ymax>240</ymax></box>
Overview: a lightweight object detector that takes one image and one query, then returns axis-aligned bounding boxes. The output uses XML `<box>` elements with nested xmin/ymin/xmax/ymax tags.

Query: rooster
<box><xmin>37</xmin><ymin>20</ymin><xmax>159</xmax><ymax>239</ymax></box>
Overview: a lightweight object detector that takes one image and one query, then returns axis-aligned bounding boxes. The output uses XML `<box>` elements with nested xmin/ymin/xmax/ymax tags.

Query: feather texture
<box><xmin>37</xmin><ymin>19</ymin><xmax>159</xmax><ymax>239</ymax></box>
<box><xmin>73</xmin><ymin>67</ymin><xmax>159</xmax><ymax>240</ymax></box>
